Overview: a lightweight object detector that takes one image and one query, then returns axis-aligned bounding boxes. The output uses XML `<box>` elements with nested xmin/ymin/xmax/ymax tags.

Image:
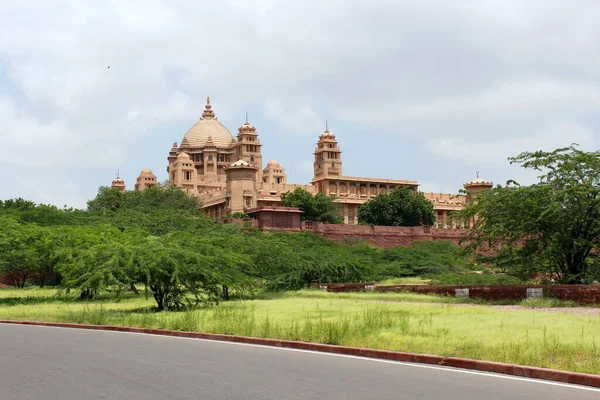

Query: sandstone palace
<box><xmin>111</xmin><ymin>97</ymin><xmax>492</xmax><ymax>227</ymax></box>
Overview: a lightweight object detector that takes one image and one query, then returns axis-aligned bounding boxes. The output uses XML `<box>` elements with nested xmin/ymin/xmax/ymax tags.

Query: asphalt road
<box><xmin>0</xmin><ymin>324</ymin><xmax>598</xmax><ymax>400</ymax></box>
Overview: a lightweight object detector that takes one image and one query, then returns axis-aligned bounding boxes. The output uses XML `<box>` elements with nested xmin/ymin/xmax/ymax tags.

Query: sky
<box><xmin>0</xmin><ymin>1</ymin><xmax>598</xmax><ymax>209</ymax></box>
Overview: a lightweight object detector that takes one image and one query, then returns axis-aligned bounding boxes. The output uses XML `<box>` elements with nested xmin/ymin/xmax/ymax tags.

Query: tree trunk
<box><xmin>222</xmin><ymin>285</ymin><xmax>230</xmax><ymax>300</ymax></box>
<box><xmin>130</xmin><ymin>283</ymin><xmax>139</xmax><ymax>294</ymax></box>
<box><xmin>152</xmin><ymin>287</ymin><xmax>165</xmax><ymax>311</ymax></box>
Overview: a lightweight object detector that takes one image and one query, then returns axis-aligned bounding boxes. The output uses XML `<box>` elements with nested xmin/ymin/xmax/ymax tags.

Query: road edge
<box><xmin>2</xmin><ymin>319</ymin><xmax>599</xmax><ymax>388</ymax></box>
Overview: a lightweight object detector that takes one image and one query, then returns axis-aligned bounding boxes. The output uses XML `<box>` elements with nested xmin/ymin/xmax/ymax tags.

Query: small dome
<box><xmin>177</xmin><ymin>152</ymin><xmax>191</xmax><ymax>160</ymax></box>
<box><xmin>181</xmin><ymin>97</ymin><xmax>235</xmax><ymax>148</ymax></box>
<box><xmin>267</xmin><ymin>160</ymin><xmax>280</xmax><ymax>166</ymax></box>
<box><xmin>464</xmin><ymin>172</ymin><xmax>492</xmax><ymax>187</ymax></box>
<box><xmin>141</xmin><ymin>168</ymin><xmax>153</xmax><ymax>174</ymax></box>
<box><xmin>230</xmin><ymin>159</ymin><xmax>251</xmax><ymax>167</ymax></box>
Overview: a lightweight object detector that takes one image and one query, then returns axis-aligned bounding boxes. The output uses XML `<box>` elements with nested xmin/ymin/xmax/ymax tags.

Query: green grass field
<box><xmin>1</xmin><ymin>287</ymin><xmax>599</xmax><ymax>375</ymax></box>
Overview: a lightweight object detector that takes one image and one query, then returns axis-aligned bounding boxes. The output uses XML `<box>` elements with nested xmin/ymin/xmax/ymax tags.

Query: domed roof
<box><xmin>464</xmin><ymin>172</ymin><xmax>492</xmax><ymax>187</ymax></box>
<box><xmin>181</xmin><ymin>97</ymin><xmax>235</xmax><ymax>148</ymax></box>
<box><xmin>177</xmin><ymin>152</ymin><xmax>191</xmax><ymax>160</ymax></box>
<box><xmin>267</xmin><ymin>160</ymin><xmax>280</xmax><ymax>166</ymax></box>
<box><xmin>230</xmin><ymin>159</ymin><xmax>251</xmax><ymax>167</ymax></box>
<box><xmin>140</xmin><ymin>168</ymin><xmax>153</xmax><ymax>174</ymax></box>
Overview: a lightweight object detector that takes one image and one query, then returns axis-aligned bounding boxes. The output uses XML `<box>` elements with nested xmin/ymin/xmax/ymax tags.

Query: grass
<box><xmin>378</xmin><ymin>277</ymin><xmax>432</xmax><ymax>286</ymax></box>
<box><xmin>1</xmin><ymin>287</ymin><xmax>599</xmax><ymax>375</ymax></box>
<box><xmin>427</xmin><ymin>272</ymin><xmax>524</xmax><ymax>285</ymax></box>
<box><xmin>287</xmin><ymin>289</ymin><xmax>472</xmax><ymax>304</ymax></box>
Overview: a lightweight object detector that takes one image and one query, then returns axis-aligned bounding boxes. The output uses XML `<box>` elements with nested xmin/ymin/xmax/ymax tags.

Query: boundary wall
<box><xmin>301</xmin><ymin>223</ymin><xmax>467</xmax><ymax>248</ymax></box>
<box><xmin>311</xmin><ymin>283</ymin><xmax>600</xmax><ymax>304</ymax></box>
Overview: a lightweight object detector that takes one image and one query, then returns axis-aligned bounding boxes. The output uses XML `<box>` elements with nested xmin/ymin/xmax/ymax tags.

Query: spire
<box><xmin>476</xmin><ymin>171</ymin><xmax>480</xmax><ymax>178</ymax></box>
<box><xmin>245</xmin><ymin>111</ymin><xmax>248</xmax><ymax>124</ymax></box>
<box><xmin>325</xmin><ymin>119</ymin><xmax>328</xmax><ymax>132</ymax></box>
<box><xmin>201</xmin><ymin>96</ymin><xmax>215</xmax><ymax>119</ymax></box>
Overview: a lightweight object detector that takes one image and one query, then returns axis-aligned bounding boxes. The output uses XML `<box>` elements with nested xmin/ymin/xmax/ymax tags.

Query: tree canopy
<box><xmin>457</xmin><ymin>145</ymin><xmax>600</xmax><ymax>284</ymax></box>
<box><xmin>0</xmin><ymin>183</ymin><xmax>481</xmax><ymax>308</ymax></box>
<box><xmin>280</xmin><ymin>188</ymin><xmax>342</xmax><ymax>224</ymax></box>
<box><xmin>357</xmin><ymin>187</ymin><xmax>435</xmax><ymax>227</ymax></box>
<box><xmin>87</xmin><ymin>183</ymin><xmax>200</xmax><ymax>213</ymax></box>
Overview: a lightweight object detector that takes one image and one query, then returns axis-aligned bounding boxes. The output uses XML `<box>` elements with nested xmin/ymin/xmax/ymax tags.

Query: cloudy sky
<box><xmin>1</xmin><ymin>1</ymin><xmax>598</xmax><ymax>208</ymax></box>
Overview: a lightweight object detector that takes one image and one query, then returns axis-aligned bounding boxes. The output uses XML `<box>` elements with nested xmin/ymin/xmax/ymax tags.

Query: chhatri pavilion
<box><xmin>112</xmin><ymin>97</ymin><xmax>492</xmax><ymax>227</ymax></box>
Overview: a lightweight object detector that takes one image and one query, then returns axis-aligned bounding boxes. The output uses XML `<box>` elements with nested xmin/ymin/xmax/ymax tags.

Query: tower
<box><xmin>111</xmin><ymin>174</ymin><xmax>126</xmax><ymax>192</ymax></box>
<box><xmin>262</xmin><ymin>160</ymin><xmax>287</xmax><ymax>185</ymax></box>
<box><xmin>463</xmin><ymin>172</ymin><xmax>493</xmax><ymax>194</ymax></box>
<box><xmin>169</xmin><ymin>152</ymin><xmax>196</xmax><ymax>192</ymax></box>
<box><xmin>225</xmin><ymin>160</ymin><xmax>258</xmax><ymax>213</ymax></box>
<box><xmin>462</xmin><ymin>172</ymin><xmax>493</xmax><ymax>228</ymax></box>
<box><xmin>234</xmin><ymin>116</ymin><xmax>263</xmax><ymax>184</ymax></box>
<box><xmin>313</xmin><ymin>127</ymin><xmax>342</xmax><ymax>180</ymax></box>
<box><xmin>134</xmin><ymin>169</ymin><xmax>157</xmax><ymax>191</ymax></box>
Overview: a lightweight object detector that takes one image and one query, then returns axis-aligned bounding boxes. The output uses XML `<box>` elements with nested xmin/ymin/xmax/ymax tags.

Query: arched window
<box><xmin>250</xmin><ymin>156</ymin><xmax>255</xmax><ymax>162</ymax></box>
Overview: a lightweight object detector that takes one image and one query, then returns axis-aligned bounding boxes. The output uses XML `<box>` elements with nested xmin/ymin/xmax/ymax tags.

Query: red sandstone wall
<box><xmin>305</xmin><ymin>224</ymin><xmax>467</xmax><ymax>248</ymax></box>
<box><xmin>312</xmin><ymin>283</ymin><xmax>600</xmax><ymax>305</ymax></box>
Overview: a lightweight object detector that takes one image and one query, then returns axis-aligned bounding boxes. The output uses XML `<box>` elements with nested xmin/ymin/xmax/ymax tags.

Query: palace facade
<box><xmin>112</xmin><ymin>97</ymin><xmax>492</xmax><ymax>227</ymax></box>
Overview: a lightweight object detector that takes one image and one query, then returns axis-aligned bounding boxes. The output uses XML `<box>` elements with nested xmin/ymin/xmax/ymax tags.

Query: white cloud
<box><xmin>424</xmin><ymin>123</ymin><xmax>597</xmax><ymax>164</ymax></box>
<box><xmin>264</xmin><ymin>100</ymin><xmax>323</xmax><ymax>134</ymax></box>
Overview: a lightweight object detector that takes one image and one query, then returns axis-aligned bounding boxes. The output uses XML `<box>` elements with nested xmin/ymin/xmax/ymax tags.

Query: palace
<box><xmin>112</xmin><ymin>97</ymin><xmax>492</xmax><ymax>227</ymax></box>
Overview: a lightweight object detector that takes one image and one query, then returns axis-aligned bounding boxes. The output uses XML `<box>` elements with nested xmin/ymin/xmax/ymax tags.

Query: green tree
<box><xmin>129</xmin><ymin>232</ymin><xmax>248</xmax><ymax>310</ymax></box>
<box><xmin>457</xmin><ymin>145</ymin><xmax>600</xmax><ymax>284</ymax></box>
<box><xmin>280</xmin><ymin>188</ymin><xmax>342</xmax><ymax>223</ymax></box>
<box><xmin>357</xmin><ymin>187</ymin><xmax>435</xmax><ymax>226</ymax></box>
<box><xmin>55</xmin><ymin>225</ymin><xmax>137</xmax><ymax>299</ymax></box>
<box><xmin>87</xmin><ymin>183</ymin><xmax>200</xmax><ymax>214</ymax></box>
<box><xmin>0</xmin><ymin>217</ymin><xmax>48</xmax><ymax>288</ymax></box>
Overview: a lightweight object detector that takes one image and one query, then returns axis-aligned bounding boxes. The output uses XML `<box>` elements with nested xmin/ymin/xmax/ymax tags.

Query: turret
<box><xmin>111</xmin><ymin>174</ymin><xmax>126</xmax><ymax>192</ymax></box>
<box><xmin>234</xmin><ymin>115</ymin><xmax>263</xmax><ymax>184</ymax></box>
<box><xmin>313</xmin><ymin>125</ymin><xmax>342</xmax><ymax>180</ymax></box>
<box><xmin>463</xmin><ymin>172</ymin><xmax>493</xmax><ymax>194</ymax></box>
<box><xmin>134</xmin><ymin>168</ymin><xmax>157</xmax><ymax>191</ymax></box>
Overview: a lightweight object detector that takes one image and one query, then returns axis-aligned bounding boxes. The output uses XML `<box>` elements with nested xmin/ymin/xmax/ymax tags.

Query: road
<box><xmin>0</xmin><ymin>324</ymin><xmax>598</xmax><ymax>399</ymax></box>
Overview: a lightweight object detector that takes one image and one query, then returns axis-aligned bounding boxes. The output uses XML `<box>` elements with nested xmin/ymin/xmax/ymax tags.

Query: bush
<box><xmin>376</xmin><ymin>241</ymin><xmax>475</xmax><ymax>279</ymax></box>
<box><xmin>427</xmin><ymin>272</ymin><xmax>523</xmax><ymax>285</ymax></box>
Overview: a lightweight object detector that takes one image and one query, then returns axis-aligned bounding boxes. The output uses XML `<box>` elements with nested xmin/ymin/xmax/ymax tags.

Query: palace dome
<box><xmin>464</xmin><ymin>173</ymin><xmax>492</xmax><ymax>187</ymax></box>
<box><xmin>181</xmin><ymin>97</ymin><xmax>235</xmax><ymax>148</ymax></box>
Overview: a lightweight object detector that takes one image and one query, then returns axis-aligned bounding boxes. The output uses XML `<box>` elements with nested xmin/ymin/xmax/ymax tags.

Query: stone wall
<box><xmin>301</xmin><ymin>223</ymin><xmax>466</xmax><ymax>248</ymax></box>
<box><xmin>311</xmin><ymin>283</ymin><xmax>600</xmax><ymax>304</ymax></box>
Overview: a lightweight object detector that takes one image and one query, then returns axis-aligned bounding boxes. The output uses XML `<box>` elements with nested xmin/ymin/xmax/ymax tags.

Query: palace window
<box><xmin>208</xmin><ymin>155</ymin><xmax>213</xmax><ymax>161</ymax></box>
<box><xmin>184</xmin><ymin>171</ymin><xmax>191</xmax><ymax>181</ymax></box>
